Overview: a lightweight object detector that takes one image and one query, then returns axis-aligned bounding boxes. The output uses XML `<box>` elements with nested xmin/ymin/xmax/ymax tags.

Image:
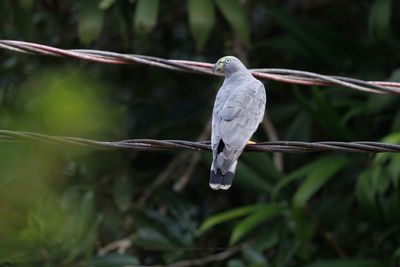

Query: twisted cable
<box><xmin>0</xmin><ymin>130</ymin><xmax>399</xmax><ymax>153</ymax></box>
<box><xmin>1</xmin><ymin>40</ymin><xmax>400</xmax><ymax>95</ymax></box>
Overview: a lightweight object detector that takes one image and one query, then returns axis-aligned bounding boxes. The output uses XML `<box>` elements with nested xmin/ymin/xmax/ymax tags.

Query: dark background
<box><xmin>0</xmin><ymin>0</ymin><xmax>400</xmax><ymax>266</ymax></box>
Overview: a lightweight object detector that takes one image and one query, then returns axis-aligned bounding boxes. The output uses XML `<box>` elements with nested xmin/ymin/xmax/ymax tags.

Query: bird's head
<box><xmin>213</xmin><ymin>56</ymin><xmax>245</xmax><ymax>75</ymax></box>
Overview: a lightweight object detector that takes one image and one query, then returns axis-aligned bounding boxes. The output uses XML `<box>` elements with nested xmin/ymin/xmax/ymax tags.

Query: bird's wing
<box><xmin>211</xmin><ymin>83</ymin><xmax>229</xmax><ymax>147</ymax></box>
<box><xmin>212</xmin><ymin>81</ymin><xmax>266</xmax><ymax>174</ymax></box>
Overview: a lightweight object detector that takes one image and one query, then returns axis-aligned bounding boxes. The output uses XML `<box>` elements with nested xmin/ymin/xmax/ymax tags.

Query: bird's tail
<box><xmin>209</xmin><ymin>161</ymin><xmax>238</xmax><ymax>190</ymax></box>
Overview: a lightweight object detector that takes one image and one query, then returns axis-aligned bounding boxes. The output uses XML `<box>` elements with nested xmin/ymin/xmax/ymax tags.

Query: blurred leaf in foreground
<box><xmin>187</xmin><ymin>0</ymin><xmax>215</xmax><ymax>51</ymax></box>
<box><xmin>0</xmin><ymin>191</ymin><xmax>101</xmax><ymax>264</ymax></box>
<box><xmin>134</xmin><ymin>0</ymin><xmax>159</xmax><ymax>36</ymax></box>
<box><xmin>78</xmin><ymin>1</ymin><xmax>104</xmax><ymax>45</ymax></box>
<box><xmin>215</xmin><ymin>0</ymin><xmax>250</xmax><ymax>46</ymax></box>
<box><xmin>368</xmin><ymin>0</ymin><xmax>393</xmax><ymax>42</ymax></box>
<box><xmin>11</xmin><ymin>68</ymin><xmax>116</xmax><ymax>138</ymax></box>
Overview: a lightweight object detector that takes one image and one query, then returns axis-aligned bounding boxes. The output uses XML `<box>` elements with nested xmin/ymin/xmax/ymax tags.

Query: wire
<box><xmin>1</xmin><ymin>40</ymin><xmax>400</xmax><ymax>95</ymax></box>
<box><xmin>0</xmin><ymin>130</ymin><xmax>399</xmax><ymax>153</ymax></box>
<box><xmin>1</xmin><ymin>41</ymin><xmax>399</xmax><ymax>154</ymax></box>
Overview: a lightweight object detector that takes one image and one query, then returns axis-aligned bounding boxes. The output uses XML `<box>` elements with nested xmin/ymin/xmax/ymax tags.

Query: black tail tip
<box><xmin>209</xmin><ymin>170</ymin><xmax>234</xmax><ymax>190</ymax></box>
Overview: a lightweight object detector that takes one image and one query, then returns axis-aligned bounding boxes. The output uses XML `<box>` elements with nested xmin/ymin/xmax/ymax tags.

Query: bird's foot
<box><xmin>247</xmin><ymin>140</ymin><xmax>256</xmax><ymax>144</ymax></box>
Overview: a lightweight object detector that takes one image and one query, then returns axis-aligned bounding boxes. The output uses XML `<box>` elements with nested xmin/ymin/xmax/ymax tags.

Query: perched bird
<box><xmin>210</xmin><ymin>56</ymin><xmax>266</xmax><ymax>190</ymax></box>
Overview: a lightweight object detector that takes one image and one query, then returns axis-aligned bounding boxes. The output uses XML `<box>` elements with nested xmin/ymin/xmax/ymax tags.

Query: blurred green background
<box><xmin>0</xmin><ymin>0</ymin><xmax>400</xmax><ymax>266</ymax></box>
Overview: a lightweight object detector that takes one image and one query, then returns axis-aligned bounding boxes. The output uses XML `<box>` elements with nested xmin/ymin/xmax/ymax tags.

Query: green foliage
<box><xmin>368</xmin><ymin>0</ymin><xmax>393</xmax><ymax>42</ymax></box>
<box><xmin>230</xmin><ymin>204</ymin><xmax>281</xmax><ymax>244</ymax></box>
<box><xmin>292</xmin><ymin>155</ymin><xmax>347</xmax><ymax>208</ymax></box>
<box><xmin>133</xmin><ymin>0</ymin><xmax>159</xmax><ymax>36</ymax></box>
<box><xmin>78</xmin><ymin>1</ymin><xmax>105</xmax><ymax>45</ymax></box>
<box><xmin>1</xmin><ymin>0</ymin><xmax>400</xmax><ymax>266</ymax></box>
<box><xmin>0</xmin><ymin>192</ymin><xmax>101</xmax><ymax>264</ymax></box>
<box><xmin>9</xmin><ymin>69</ymin><xmax>116</xmax><ymax>137</ymax></box>
<box><xmin>198</xmin><ymin>204</ymin><xmax>262</xmax><ymax>235</ymax></box>
<box><xmin>356</xmin><ymin>133</ymin><xmax>400</xmax><ymax>221</ymax></box>
<box><xmin>215</xmin><ymin>0</ymin><xmax>251</xmax><ymax>46</ymax></box>
<box><xmin>99</xmin><ymin>0</ymin><xmax>116</xmax><ymax>10</ymax></box>
<box><xmin>187</xmin><ymin>0</ymin><xmax>215</xmax><ymax>51</ymax></box>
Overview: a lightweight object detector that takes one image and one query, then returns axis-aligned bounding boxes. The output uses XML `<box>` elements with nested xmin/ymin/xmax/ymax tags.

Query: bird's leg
<box><xmin>247</xmin><ymin>141</ymin><xmax>256</xmax><ymax>144</ymax></box>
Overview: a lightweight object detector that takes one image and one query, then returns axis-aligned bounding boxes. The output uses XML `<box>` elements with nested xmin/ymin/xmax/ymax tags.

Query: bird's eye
<box><xmin>226</xmin><ymin>58</ymin><xmax>231</xmax><ymax>63</ymax></box>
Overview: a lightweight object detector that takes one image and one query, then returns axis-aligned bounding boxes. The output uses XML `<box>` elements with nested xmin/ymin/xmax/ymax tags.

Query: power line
<box><xmin>1</xmin><ymin>40</ymin><xmax>400</xmax><ymax>95</ymax></box>
<box><xmin>0</xmin><ymin>130</ymin><xmax>399</xmax><ymax>153</ymax></box>
<box><xmin>1</xmin><ymin>41</ymin><xmax>399</xmax><ymax>154</ymax></box>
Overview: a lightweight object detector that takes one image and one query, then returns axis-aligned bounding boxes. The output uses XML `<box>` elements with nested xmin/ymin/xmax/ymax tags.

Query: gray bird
<box><xmin>210</xmin><ymin>56</ymin><xmax>266</xmax><ymax>190</ymax></box>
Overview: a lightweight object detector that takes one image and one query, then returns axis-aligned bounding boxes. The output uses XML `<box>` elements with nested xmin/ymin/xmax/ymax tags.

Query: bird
<box><xmin>210</xmin><ymin>56</ymin><xmax>266</xmax><ymax>190</ymax></box>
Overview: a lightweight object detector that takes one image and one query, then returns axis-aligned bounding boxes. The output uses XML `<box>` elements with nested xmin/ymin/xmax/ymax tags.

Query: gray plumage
<box><xmin>210</xmin><ymin>56</ymin><xmax>266</xmax><ymax>190</ymax></box>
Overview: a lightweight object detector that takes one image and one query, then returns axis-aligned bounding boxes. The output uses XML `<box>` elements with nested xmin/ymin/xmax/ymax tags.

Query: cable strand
<box><xmin>0</xmin><ymin>130</ymin><xmax>399</xmax><ymax>153</ymax></box>
<box><xmin>1</xmin><ymin>40</ymin><xmax>399</xmax><ymax>94</ymax></box>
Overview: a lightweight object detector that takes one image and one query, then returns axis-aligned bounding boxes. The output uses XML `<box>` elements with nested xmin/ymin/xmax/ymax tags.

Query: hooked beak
<box><xmin>213</xmin><ymin>61</ymin><xmax>224</xmax><ymax>73</ymax></box>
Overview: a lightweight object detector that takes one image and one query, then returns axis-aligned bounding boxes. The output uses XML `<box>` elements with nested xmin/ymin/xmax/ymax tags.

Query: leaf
<box><xmin>230</xmin><ymin>204</ymin><xmax>281</xmax><ymax>244</ymax></box>
<box><xmin>368</xmin><ymin>0</ymin><xmax>392</xmax><ymax>42</ymax></box>
<box><xmin>358</xmin><ymin>132</ymin><xmax>400</xmax><ymax>218</ymax></box>
<box><xmin>134</xmin><ymin>0</ymin><xmax>159</xmax><ymax>35</ymax></box>
<box><xmin>89</xmin><ymin>254</ymin><xmax>140</xmax><ymax>267</ymax></box>
<box><xmin>187</xmin><ymin>0</ymin><xmax>215</xmax><ymax>51</ymax></box>
<box><xmin>68</xmin><ymin>191</ymin><xmax>102</xmax><ymax>262</ymax></box>
<box><xmin>215</xmin><ymin>0</ymin><xmax>250</xmax><ymax>46</ymax></box>
<box><xmin>306</xmin><ymin>259</ymin><xmax>383</xmax><ymax>267</ymax></box>
<box><xmin>78</xmin><ymin>1</ymin><xmax>104</xmax><ymax>45</ymax></box>
<box><xmin>377</xmin><ymin>132</ymin><xmax>400</xmax><ymax>182</ymax></box>
<box><xmin>198</xmin><ymin>204</ymin><xmax>259</xmax><ymax>235</ymax></box>
<box><xmin>98</xmin><ymin>0</ymin><xmax>116</xmax><ymax>10</ymax></box>
<box><xmin>292</xmin><ymin>156</ymin><xmax>347</xmax><ymax>208</ymax></box>
<box><xmin>131</xmin><ymin>227</ymin><xmax>173</xmax><ymax>249</ymax></box>
<box><xmin>272</xmin><ymin>157</ymin><xmax>326</xmax><ymax>199</ymax></box>
<box><xmin>381</xmin><ymin>132</ymin><xmax>400</xmax><ymax>144</ymax></box>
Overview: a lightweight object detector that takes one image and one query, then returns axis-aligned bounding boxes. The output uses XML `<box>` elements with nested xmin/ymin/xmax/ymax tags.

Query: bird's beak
<box><xmin>213</xmin><ymin>61</ymin><xmax>224</xmax><ymax>73</ymax></box>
